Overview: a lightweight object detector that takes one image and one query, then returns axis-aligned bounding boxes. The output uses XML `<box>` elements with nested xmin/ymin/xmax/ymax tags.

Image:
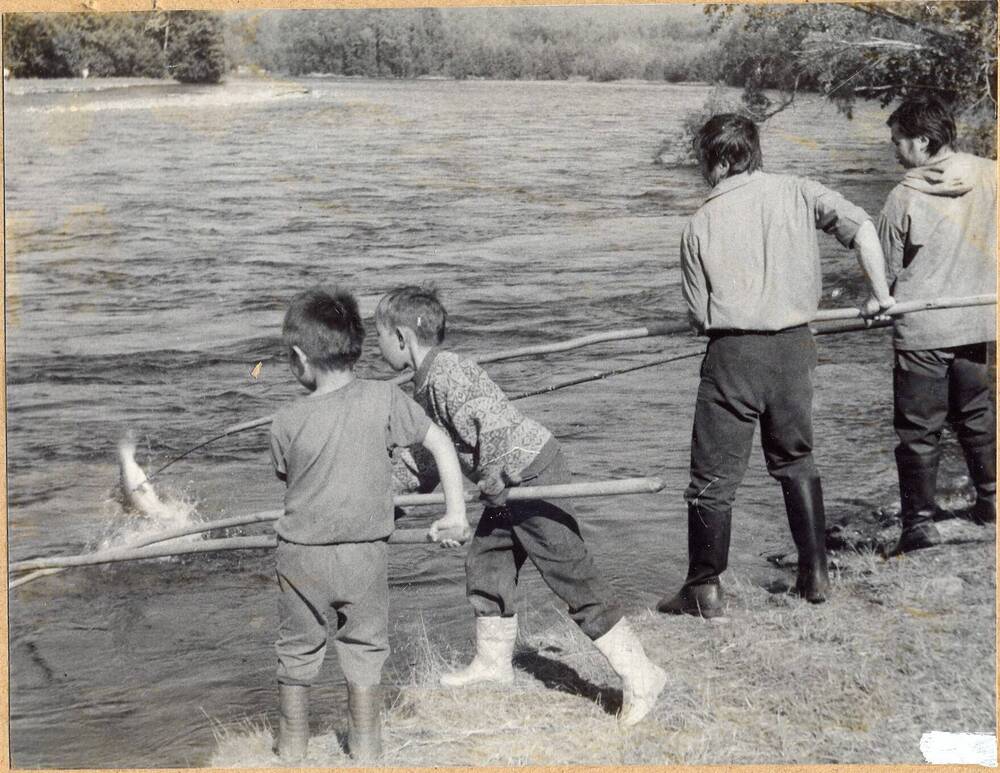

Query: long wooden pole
<box><xmin>507</xmin><ymin>315</ymin><xmax>900</xmax><ymax>401</ymax></box>
<box><xmin>9</xmin><ymin>477</ymin><xmax>665</xmax><ymax>577</ymax></box>
<box><xmin>144</xmin><ymin>323</ymin><xmax>693</xmax><ymax>480</ymax></box>
<box><xmin>812</xmin><ymin>294</ymin><xmax>996</xmax><ymax>322</ymax></box>
<box><xmin>142</xmin><ymin>294</ymin><xmax>996</xmax><ymax>480</ymax></box>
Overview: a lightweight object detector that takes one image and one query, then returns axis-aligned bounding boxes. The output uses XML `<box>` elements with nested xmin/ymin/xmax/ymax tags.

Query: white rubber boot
<box><xmin>440</xmin><ymin>615</ymin><xmax>518</xmax><ymax>688</ymax></box>
<box><xmin>594</xmin><ymin>618</ymin><xmax>667</xmax><ymax>727</ymax></box>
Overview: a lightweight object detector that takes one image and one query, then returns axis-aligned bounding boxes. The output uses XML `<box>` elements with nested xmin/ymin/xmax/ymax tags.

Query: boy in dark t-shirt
<box><xmin>269</xmin><ymin>287</ymin><xmax>467</xmax><ymax>762</ymax></box>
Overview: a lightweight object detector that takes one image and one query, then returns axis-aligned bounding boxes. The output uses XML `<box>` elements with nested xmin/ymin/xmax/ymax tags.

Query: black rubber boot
<box><xmin>892</xmin><ymin>450</ymin><xmax>942</xmax><ymax>555</ymax></box>
<box><xmin>347</xmin><ymin>683</ymin><xmax>383</xmax><ymax>762</ymax></box>
<box><xmin>961</xmin><ymin>439</ymin><xmax>996</xmax><ymax>525</ymax></box>
<box><xmin>656</xmin><ymin>504</ymin><xmax>731</xmax><ymax>619</ymax></box>
<box><xmin>657</xmin><ymin>582</ymin><xmax>725</xmax><ymax>618</ymax></box>
<box><xmin>275</xmin><ymin>684</ymin><xmax>309</xmax><ymax>762</ymax></box>
<box><xmin>781</xmin><ymin>477</ymin><xmax>830</xmax><ymax>603</ymax></box>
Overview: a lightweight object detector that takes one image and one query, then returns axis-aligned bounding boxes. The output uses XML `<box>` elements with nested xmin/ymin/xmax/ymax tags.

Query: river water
<box><xmin>3</xmin><ymin>74</ymin><xmax>979</xmax><ymax>767</ymax></box>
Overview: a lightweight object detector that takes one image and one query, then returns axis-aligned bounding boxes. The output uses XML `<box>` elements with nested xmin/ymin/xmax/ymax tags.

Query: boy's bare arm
<box><xmin>421</xmin><ymin>423</ymin><xmax>470</xmax><ymax>544</ymax></box>
<box><xmin>852</xmin><ymin>220</ymin><xmax>895</xmax><ymax>316</ymax></box>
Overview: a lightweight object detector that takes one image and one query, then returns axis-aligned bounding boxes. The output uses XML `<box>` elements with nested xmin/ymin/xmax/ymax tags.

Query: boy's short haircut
<box><xmin>696</xmin><ymin>113</ymin><xmax>763</xmax><ymax>177</ymax></box>
<box><xmin>375</xmin><ymin>286</ymin><xmax>447</xmax><ymax>345</ymax></box>
<box><xmin>283</xmin><ymin>287</ymin><xmax>364</xmax><ymax>370</ymax></box>
<box><xmin>887</xmin><ymin>95</ymin><xmax>956</xmax><ymax>156</ymax></box>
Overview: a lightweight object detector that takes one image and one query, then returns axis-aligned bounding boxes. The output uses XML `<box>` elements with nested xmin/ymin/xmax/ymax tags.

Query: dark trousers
<box><xmin>894</xmin><ymin>343</ymin><xmax>996</xmax><ymax>504</ymax></box>
<box><xmin>682</xmin><ymin>326</ymin><xmax>819</xmax><ymax>586</ymax></box>
<box><xmin>275</xmin><ymin>539</ymin><xmax>389</xmax><ymax>688</ymax></box>
<box><xmin>686</xmin><ymin>326</ymin><xmax>820</xmax><ymax>511</ymax></box>
<box><xmin>464</xmin><ymin>449</ymin><xmax>622</xmax><ymax>640</ymax></box>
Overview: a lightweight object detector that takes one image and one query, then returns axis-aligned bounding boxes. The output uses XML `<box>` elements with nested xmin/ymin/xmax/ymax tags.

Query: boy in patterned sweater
<box><xmin>376</xmin><ymin>286</ymin><xmax>666</xmax><ymax>726</ymax></box>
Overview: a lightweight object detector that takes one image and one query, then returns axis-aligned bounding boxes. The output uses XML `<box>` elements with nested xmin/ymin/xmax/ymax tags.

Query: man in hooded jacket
<box><xmin>878</xmin><ymin>95</ymin><xmax>997</xmax><ymax>554</ymax></box>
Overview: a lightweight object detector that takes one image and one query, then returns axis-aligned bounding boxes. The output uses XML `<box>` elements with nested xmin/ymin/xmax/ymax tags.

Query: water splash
<box><xmin>96</xmin><ymin>439</ymin><xmax>202</xmax><ymax>552</ymax></box>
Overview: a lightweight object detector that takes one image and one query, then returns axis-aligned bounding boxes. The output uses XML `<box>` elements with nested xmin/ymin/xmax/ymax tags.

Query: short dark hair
<box><xmin>696</xmin><ymin>113</ymin><xmax>763</xmax><ymax>177</ymax></box>
<box><xmin>283</xmin><ymin>287</ymin><xmax>364</xmax><ymax>371</ymax></box>
<box><xmin>887</xmin><ymin>95</ymin><xmax>956</xmax><ymax>156</ymax></box>
<box><xmin>375</xmin><ymin>286</ymin><xmax>447</xmax><ymax>346</ymax></box>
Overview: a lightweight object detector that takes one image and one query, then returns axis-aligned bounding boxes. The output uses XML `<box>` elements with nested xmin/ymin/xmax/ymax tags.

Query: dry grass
<box><xmin>210</xmin><ymin>522</ymin><xmax>995</xmax><ymax>767</ymax></box>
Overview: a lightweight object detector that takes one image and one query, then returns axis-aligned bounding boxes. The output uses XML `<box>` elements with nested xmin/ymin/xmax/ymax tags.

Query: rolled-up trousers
<box><xmin>464</xmin><ymin>449</ymin><xmax>623</xmax><ymax>640</ymax></box>
<box><xmin>275</xmin><ymin>538</ymin><xmax>389</xmax><ymax>688</ymax></box>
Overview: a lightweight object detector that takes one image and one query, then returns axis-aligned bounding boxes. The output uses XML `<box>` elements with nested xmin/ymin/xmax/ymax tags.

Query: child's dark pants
<box><xmin>683</xmin><ymin>326</ymin><xmax>820</xmax><ymax>587</ymax></box>
<box><xmin>464</xmin><ymin>449</ymin><xmax>622</xmax><ymax>640</ymax></box>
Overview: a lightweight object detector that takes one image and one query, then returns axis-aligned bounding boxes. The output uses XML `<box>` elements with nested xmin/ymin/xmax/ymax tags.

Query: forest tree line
<box><xmin>3</xmin><ymin>4</ymin><xmax>995</xmax><ymax>151</ymax></box>
<box><xmin>3</xmin><ymin>11</ymin><xmax>227</xmax><ymax>83</ymax></box>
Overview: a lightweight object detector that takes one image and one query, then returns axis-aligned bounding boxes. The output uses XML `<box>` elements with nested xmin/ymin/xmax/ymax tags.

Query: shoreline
<box><xmin>211</xmin><ymin>517</ymin><xmax>996</xmax><ymax>767</ymax></box>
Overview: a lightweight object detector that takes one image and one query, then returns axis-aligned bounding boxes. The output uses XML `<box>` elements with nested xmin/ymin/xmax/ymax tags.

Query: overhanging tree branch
<box><xmin>850</xmin><ymin>3</ymin><xmax>967</xmax><ymax>46</ymax></box>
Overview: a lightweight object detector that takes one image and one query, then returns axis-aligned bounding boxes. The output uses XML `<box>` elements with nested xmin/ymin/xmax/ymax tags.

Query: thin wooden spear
<box><xmin>143</xmin><ymin>322</ymin><xmax>692</xmax><ymax>481</ymax></box>
<box><xmin>140</xmin><ymin>293</ymin><xmax>996</xmax><ymax>480</ymax></box>
<box><xmin>509</xmin><ymin>315</ymin><xmax>899</xmax><ymax>400</ymax></box>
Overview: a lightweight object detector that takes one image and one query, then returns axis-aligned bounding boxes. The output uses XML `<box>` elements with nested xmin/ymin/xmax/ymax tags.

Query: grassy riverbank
<box><xmin>210</xmin><ymin>517</ymin><xmax>995</xmax><ymax>767</ymax></box>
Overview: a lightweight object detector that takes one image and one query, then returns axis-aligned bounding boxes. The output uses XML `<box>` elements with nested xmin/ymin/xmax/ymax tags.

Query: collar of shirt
<box><xmin>703</xmin><ymin>170</ymin><xmax>758</xmax><ymax>203</ymax></box>
<box><xmin>413</xmin><ymin>347</ymin><xmax>442</xmax><ymax>392</ymax></box>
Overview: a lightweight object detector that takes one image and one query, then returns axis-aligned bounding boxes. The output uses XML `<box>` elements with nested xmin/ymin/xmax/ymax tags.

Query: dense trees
<box><xmin>706</xmin><ymin>2</ymin><xmax>996</xmax><ymax>152</ymax></box>
<box><xmin>3</xmin><ymin>11</ymin><xmax>227</xmax><ymax>83</ymax></box>
<box><xmin>165</xmin><ymin>12</ymin><xmax>227</xmax><ymax>83</ymax></box>
<box><xmin>4</xmin><ymin>2</ymin><xmax>996</xmax><ymax>153</ymax></box>
<box><xmin>220</xmin><ymin>7</ymin><xmax>719</xmax><ymax>83</ymax></box>
<box><xmin>4</xmin><ymin>14</ymin><xmax>162</xmax><ymax>78</ymax></box>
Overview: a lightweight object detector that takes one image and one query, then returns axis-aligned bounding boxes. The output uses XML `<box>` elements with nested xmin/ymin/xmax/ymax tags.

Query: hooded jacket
<box><xmin>877</xmin><ymin>152</ymin><xmax>996</xmax><ymax>350</ymax></box>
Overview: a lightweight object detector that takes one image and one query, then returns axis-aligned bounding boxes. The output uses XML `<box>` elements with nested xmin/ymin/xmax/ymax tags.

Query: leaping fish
<box><xmin>117</xmin><ymin>438</ymin><xmax>190</xmax><ymax>528</ymax></box>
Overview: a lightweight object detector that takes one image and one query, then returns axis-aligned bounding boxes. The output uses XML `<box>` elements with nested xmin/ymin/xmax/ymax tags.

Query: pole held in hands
<box><xmin>9</xmin><ymin>476</ymin><xmax>665</xmax><ymax>577</ymax></box>
<box><xmin>812</xmin><ymin>294</ymin><xmax>996</xmax><ymax>323</ymax></box>
<box><xmin>143</xmin><ymin>294</ymin><xmax>996</xmax><ymax>478</ymax></box>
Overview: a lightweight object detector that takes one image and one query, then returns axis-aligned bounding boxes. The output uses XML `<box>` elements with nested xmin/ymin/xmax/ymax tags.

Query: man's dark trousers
<box><xmin>683</xmin><ymin>325</ymin><xmax>821</xmax><ymax>588</ymax></box>
<box><xmin>894</xmin><ymin>342</ymin><xmax>996</xmax><ymax>524</ymax></box>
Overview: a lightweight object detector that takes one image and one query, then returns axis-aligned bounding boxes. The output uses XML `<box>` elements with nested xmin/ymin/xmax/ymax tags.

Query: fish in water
<box><xmin>117</xmin><ymin>438</ymin><xmax>191</xmax><ymax>528</ymax></box>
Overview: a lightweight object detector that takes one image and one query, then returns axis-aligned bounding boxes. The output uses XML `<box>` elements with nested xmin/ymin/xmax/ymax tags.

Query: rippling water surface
<box><xmin>4</xmin><ymin>74</ymin><xmax>965</xmax><ymax>767</ymax></box>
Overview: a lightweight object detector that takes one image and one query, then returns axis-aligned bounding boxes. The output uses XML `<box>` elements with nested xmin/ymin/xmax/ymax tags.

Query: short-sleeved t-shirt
<box><xmin>681</xmin><ymin>171</ymin><xmax>870</xmax><ymax>332</ymax></box>
<box><xmin>269</xmin><ymin>378</ymin><xmax>431</xmax><ymax>544</ymax></box>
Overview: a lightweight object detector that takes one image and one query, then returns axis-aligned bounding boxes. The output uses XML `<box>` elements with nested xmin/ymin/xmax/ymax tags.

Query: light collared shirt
<box><xmin>681</xmin><ymin>171</ymin><xmax>870</xmax><ymax>332</ymax></box>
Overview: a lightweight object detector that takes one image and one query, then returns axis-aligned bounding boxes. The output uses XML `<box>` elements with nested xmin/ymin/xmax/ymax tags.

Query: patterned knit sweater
<box><xmin>392</xmin><ymin>348</ymin><xmax>553</xmax><ymax>493</ymax></box>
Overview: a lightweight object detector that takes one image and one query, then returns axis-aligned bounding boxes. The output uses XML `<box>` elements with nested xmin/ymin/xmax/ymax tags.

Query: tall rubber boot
<box><xmin>892</xmin><ymin>450</ymin><xmax>942</xmax><ymax>555</ymax></box>
<box><xmin>961</xmin><ymin>439</ymin><xmax>996</xmax><ymax>525</ymax></box>
<box><xmin>347</xmin><ymin>683</ymin><xmax>383</xmax><ymax>762</ymax></box>
<box><xmin>440</xmin><ymin>615</ymin><xmax>517</xmax><ymax>687</ymax></box>
<box><xmin>593</xmin><ymin>618</ymin><xmax>668</xmax><ymax>726</ymax></box>
<box><xmin>275</xmin><ymin>684</ymin><xmax>309</xmax><ymax>762</ymax></box>
<box><xmin>781</xmin><ymin>477</ymin><xmax>830</xmax><ymax>603</ymax></box>
<box><xmin>656</xmin><ymin>504</ymin><xmax>731</xmax><ymax>618</ymax></box>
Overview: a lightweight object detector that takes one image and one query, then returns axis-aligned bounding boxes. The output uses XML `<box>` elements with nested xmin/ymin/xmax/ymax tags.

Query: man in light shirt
<box><xmin>657</xmin><ymin>113</ymin><xmax>895</xmax><ymax>619</ymax></box>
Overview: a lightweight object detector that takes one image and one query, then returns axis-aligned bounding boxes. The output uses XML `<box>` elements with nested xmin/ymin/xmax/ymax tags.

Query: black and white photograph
<box><xmin>4</xmin><ymin>2</ymin><xmax>997</xmax><ymax>767</ymax></box>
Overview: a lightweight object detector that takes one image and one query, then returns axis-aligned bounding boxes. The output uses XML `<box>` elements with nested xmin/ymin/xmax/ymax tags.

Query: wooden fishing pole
<box><xmin>812</xmin><ymin>293</ymin><xmax>996</xmax><ymax>323</ymax></box>
<box><xmin>510</xmin><ymin>351</ymin><xmax>705</xmax><ymax>400</ymax></box>
<box><xmin>508</xmin><ymin>315</ymin><xmax>899</xmax><ymax>400</ymax></box>
<box><xmin>141</xmin><ymin>293</ymin><xmax>995</xmax><ymax>481</ymax></box>
<box><xmin>9</xmin><ymin>476</ymin><xmax>665</xmax><ymax>580</ymax></box>
<box><xmin>143</xmin><ymin>320</ymin><xmax>693</xmax><ymax>482</ymax></box>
